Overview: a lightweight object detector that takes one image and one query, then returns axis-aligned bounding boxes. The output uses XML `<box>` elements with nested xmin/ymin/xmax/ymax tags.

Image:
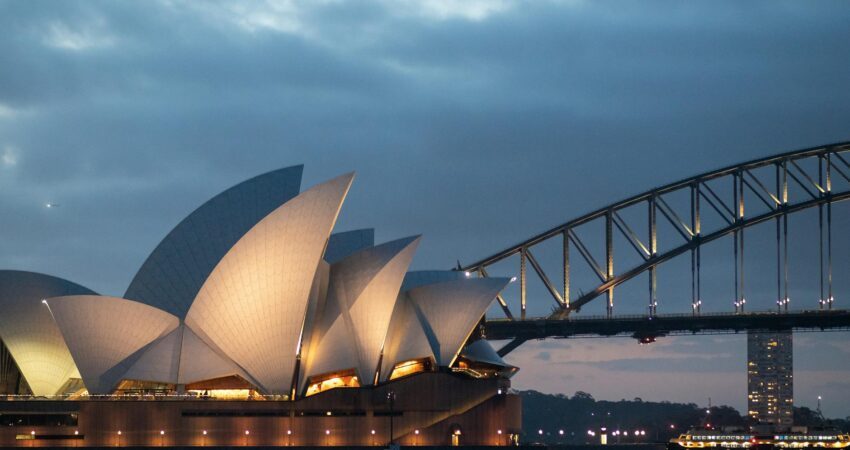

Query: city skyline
<box><xmin>1</xmin><ymin>1</ymin><xmax>849</xmax><ymax>417</ymax></box>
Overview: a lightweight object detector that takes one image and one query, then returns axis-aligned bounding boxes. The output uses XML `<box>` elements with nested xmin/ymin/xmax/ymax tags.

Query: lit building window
<box><xmin>305</xmin><ymin>369</ymin><xmax>360</xmax><ymax>397</ymax></box>
<box><xmin>388</xmin><ymin>358</ymin><xmax>433</xmax><ymax>381</ymax></box>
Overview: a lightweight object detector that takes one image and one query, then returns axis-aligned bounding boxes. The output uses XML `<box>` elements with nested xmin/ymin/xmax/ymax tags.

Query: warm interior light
<box><xmin>388</xmin><ymin>358</ymin><xmax>432</xmax><ymax>381</ymax></box>
<box><xmin>186</xmin><ymin>389</ymin><xmax>256</xmax><ymax>400</ymax></box>
<box><xmin>305</xmin><ymin>369</ymin><xmax>360</xmax><ymax>396</ymax></box>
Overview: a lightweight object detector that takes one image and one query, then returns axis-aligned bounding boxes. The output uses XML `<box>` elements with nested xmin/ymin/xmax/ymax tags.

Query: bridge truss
<box><xmin>460</xmin><ymin>142</ymin><xmax>850</xmax><ymax>352</ymax></box>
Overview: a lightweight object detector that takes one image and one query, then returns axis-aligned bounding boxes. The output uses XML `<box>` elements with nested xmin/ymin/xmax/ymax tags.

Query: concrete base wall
<box><xmin>0</xmin><ymin>373</ymin><xmax>520</xmax><ymax>447</ymax></box>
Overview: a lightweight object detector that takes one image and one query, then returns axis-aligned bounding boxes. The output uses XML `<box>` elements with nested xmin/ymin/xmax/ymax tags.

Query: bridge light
<box><xmin>510</xmin><ymin>276</ymin><xmax>517</xmax><ymax>283</ymax></box>
<box><xmin>464</xmin><ymin>271</ymin><xmax>471</xmax><ymax>277</ymax></box>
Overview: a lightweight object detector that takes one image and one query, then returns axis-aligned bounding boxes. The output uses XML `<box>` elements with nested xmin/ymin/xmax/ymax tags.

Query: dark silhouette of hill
<box><xmin>518</xmin><ymin>390</ymin><xmax>849</xmax><ymax>444</ymax></box>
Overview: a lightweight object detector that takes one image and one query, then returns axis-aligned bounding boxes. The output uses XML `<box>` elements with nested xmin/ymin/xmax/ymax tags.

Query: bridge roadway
<box><xmin>484</xmin><ymin>309</ymin><xmax>850</xmax><ymax>354</ymax></box>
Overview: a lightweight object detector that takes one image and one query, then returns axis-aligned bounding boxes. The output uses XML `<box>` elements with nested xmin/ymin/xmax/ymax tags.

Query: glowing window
<box><xmin>305</xmin><ymin>369</ymin><xmax>360</xmax><ymax>397</ymax></box>
<box><xmin>388</xmin><ymin>358</ymin><xmax>432</xmax><ymax>381</ymax></box>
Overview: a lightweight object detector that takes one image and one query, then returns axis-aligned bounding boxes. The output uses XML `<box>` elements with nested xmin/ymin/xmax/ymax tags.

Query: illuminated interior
<box><xmin>185</xmin><ymin>375</ymin><xmax>265</xmax><ymax>400</ymax></box>
<box><xmin>388</xmin><ymin>358</ymin><xmax>433</xmax><ymax>381</ymax></box>
<box><xmin>305</xmin><ymin>369</ymin><xmax>360</xmax><ymax>397</ymax></box>
<box><xmin>112</xmin><ymin>379</ymin><xmax>176</xmax><ymax>396</ymax></box>
<box><xmin>453</xmin><ymin>358</ymin><xmax>517</xmax><ymax>379</ymax></box>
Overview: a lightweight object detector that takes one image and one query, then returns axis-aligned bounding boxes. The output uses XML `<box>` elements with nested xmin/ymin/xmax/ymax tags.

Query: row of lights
<box><xmin>692</xmin><ymin>300</ymin><xmax>703</xmax><ymax>309</ymax></box>
<box><xmin>538</xmin><ymin>429</ymin><xmax>567</xmax><ymax>436</ymax></box>
<box><xmin>611</xmin><ymin>430</ymin><xmax>647</xmax><ymax>436</ymax></box>
<box><xmin>583</xmin><ymin>429</ymin><xmax>648</xmax><ymax>436</ymax></box>
<box><xmin>108</xmin><ymin>429</ymin><xmax>441</xmax><ymax>438</ymax></box>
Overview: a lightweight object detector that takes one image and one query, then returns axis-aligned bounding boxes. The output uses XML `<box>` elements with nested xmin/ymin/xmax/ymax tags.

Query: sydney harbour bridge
<box><xmin>461</xmin><ymin>141</ymin><xmax>850</xmax><ymax>356</ymax></box>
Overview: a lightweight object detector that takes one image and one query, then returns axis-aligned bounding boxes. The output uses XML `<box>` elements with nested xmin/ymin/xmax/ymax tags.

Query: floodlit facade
<box><xmin>0</xmin><ymin>271</ymin><xmax>96</xmax><ymax>397</ymax></box>
<box><xmin>0</xmin><ymin>166</ymin><xmax>520</xmax><ymax>446</ymax></box>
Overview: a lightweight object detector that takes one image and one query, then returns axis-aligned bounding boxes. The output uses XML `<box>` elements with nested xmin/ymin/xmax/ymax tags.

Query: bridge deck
<box><xmin>483</xmin><ymin>309</ymin><xmax>850</xmax><ymax>341</ymax></box>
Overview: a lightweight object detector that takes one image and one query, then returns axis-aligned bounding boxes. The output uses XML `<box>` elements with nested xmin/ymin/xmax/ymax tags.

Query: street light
<box><xmin>387</xmin><ymin>390</ymin><xmax>396</xmax><ymax>446</ymax></box>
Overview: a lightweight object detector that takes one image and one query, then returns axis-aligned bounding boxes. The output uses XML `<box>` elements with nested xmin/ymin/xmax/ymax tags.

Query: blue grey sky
<box><xmin>1</xmin><ymin>0</ymin><xmax>849</xmax><ymax>416</ymax></box>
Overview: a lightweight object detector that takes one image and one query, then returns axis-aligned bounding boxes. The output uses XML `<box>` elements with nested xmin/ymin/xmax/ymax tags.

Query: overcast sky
<box><xmin>1</xmin><ymin>0</ymin><xmax>850</xmax><ymax>417</ymax></box>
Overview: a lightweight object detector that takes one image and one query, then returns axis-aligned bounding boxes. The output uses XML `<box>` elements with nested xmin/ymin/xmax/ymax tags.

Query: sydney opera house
<box><xmin>0</xmin><ymin>166</ymin><xmax>520</xmax><ymax>447</ymax></box>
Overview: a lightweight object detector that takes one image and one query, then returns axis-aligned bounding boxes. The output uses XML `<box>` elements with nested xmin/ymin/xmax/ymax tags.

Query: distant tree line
<box><xmin>519</xmin><ymin>390</ymin><xmax>850</xmax><ymax>445</ymax></box>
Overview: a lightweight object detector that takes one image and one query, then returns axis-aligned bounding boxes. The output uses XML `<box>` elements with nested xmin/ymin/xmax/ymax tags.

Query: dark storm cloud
<box><xmin>1</xmin><ymin>0</ymin><xmax>849</xmax><ymax>415</ymax></box>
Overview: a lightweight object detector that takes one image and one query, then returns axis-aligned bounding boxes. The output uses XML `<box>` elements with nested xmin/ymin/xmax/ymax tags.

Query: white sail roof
<box><xmin>324</xmin><ymin>229</ymin><xmax>375</xmax><ymax>264</ymax></box>
<box><xmin>0</xmin><ymin>271</ymin><xmax>96</xmax><ymax>396</ymax></box>
<box><xmin>177</xmin><ymin>326</ymin><xmax>257</xmax><ymax>386</ymax></box>
<box><xmin>300</xmin><ymin>309</ymin><xmax>359</xmax><ymax>389</ymax></box>
<box><xmin>47</xmin><ymin>295</ymin><xmax>179</xmax><ymax>394</ymax></box>
<box><xmin>460</xmin><ymin>339</ymin><xmax>511</xmax><ymax>367</ymax></box>
<box><xmin>185</xmin><ymin>173</ymin><xmax>354</xmax><ymax>394</ymax></box>
<box><xmin>401</xmin><ymin>270</ymin><xmax>466</xmax><ymax>292</ymax></box>
<box><xmin>120</xmin><ymin>327</ymin><xmax>182</xmax><ymax>384</ymax></box>
<box><xmin>125</xmin><ymin>165</ymin><xmax>303</xmax><ymax>318</ymax></box>
<box><xmin>304</xmin><ymin>236</ymin><xmax>419</xmax><ymax>386</ymax></box>
<box><xmin>380</xmin><ymin>292</ymin><xmax>434</xmax><ymax>381</ymax></box>
<box><xmin>407</xmin><ymin>276</ymin><xmax>510</xmax><ymax>366</ymax></box>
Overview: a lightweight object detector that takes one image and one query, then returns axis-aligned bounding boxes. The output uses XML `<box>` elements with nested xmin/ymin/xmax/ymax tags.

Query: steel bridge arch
<box><xmin>461</xmin><ymin>141</ymin><xmax>850</xmax><ymax>321</ymax></box>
